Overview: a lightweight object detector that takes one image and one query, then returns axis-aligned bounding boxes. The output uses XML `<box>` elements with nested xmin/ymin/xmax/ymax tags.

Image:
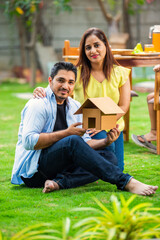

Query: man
<box><xmin>11</xmin><ymin>62</ymin><xmax>158</xmax><ymax>196</ymax></box>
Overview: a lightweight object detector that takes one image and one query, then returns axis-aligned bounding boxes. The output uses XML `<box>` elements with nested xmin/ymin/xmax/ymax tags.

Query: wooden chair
<box><xmin>154</xmin><ymin>70</ymin><xmax>160</xmax><ymax>154</ymax></box>
<box><xmin>62</xmin><ymin>40</ymin><xmax>138</xmax><ymax>141</ymax></box>
<box><xmin>63</xmin><ymin>40</ymin><xmax>79</xmax><ymax>65</ymax></box>
<box><xmin>148</xmin><ymin>70</ymin><xmax>160</xmax><ymax>154</ymax></box>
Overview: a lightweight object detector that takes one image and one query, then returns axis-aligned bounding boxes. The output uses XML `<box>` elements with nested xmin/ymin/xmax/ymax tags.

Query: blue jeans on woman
<box><xmin>22</xmin><ymin>135</ymin><xmax>131</xmax><ymax>190</ymax></box>
<box><xmin>91</xmin><ymin>131</ymin><xmax>124</xmax><ymax>171</ymax></box>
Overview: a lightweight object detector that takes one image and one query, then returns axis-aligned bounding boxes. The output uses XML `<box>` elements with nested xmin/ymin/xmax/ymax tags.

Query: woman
<box><xmin>132</xmin><ymin>64</ymin><xmax>160</xmax><ymax>153</ymax></box>
<box><xmin>34</xmin><ymin>28</ymin><xmax>131</xmax><ymax>171</ymax></box>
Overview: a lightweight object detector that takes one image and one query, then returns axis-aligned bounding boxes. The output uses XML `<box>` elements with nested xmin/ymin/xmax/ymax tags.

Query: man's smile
<box><xmin>59</xmin><ymin>88</ymin><xmax>69</xmax><ymax>94</ymax></box>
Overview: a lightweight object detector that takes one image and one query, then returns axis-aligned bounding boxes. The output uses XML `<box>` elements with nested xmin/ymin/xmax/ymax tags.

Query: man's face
<box><xmin>49</xmin><ymin>69</ymin><xmax>76</xmax><ymax>104</ymax></box>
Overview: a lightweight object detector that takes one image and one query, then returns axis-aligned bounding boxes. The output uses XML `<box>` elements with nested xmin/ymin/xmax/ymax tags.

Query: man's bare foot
<box><xmin>42</xmin><ymin>180</ymin><xmax>60</xmax><ymax>193</ymax></box>
<box><xmin>125</xmin><ymin>178</ymin><xmax>158</xmax><ymax>196</ymax></box>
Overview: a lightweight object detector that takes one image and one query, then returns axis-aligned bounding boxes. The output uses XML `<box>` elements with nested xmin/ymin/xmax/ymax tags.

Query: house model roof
<box><xmin>74</xmin><ymin>97</ymin><xmax>124</xmax><ymax>115</ymax></box>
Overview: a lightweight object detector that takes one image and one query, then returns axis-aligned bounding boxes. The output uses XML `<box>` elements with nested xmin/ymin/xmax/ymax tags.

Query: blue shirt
<box><xmin>11</xmin><ymin>85</ymin><xmax>91</xmax><ymax>185</ymax></box>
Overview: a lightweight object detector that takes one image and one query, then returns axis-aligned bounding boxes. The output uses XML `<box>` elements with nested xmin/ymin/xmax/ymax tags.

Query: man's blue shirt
<box><xmin>11</xmin><ymin>86</ymin><xmax>91</xmax><ymax>185</ymax></box>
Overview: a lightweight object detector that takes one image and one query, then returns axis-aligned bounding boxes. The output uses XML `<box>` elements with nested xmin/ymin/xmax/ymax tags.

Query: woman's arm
<box><xmin>87</xmin><ymin>126</ymin><xmax>120</xmax><ymax>149</ymax></box>
<box><xmin>117</xmin><ymin>78</ymin><xmax>130</xmax><ymax>120</ymax></box>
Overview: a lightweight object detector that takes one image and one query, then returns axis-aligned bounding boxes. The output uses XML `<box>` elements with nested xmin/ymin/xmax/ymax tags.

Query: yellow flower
<box><xmin>30</xmin><ymin>4</ymin><xmax>36</xmax><ymax>13</ymax></box>
<box><xmin>15</xmin><ymin>7</ymin><xmax>24</xmax><ymax>15</ymax></box>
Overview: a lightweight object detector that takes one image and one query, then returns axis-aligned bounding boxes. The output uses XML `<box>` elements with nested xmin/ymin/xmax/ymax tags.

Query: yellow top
<box><xmin>73</xmin><ymin>65</ymin><xmax>131</xmax><ymax>131</ymax></box>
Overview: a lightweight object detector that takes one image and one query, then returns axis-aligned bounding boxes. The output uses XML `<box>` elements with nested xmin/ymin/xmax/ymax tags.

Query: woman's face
<box><xmin>84</xmin><ymin>34</ymin><xmax>106</xmax><ymax>65</ymax></box>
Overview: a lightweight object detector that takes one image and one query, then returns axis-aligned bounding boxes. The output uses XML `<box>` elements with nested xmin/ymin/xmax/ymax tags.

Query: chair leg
<box><xmin>157</xmin><ymin>109</ymin><xmax>160</xmax><ymax>154</ymax></box>
<box><xmin>123</xmin><ymin>107</ymin><xmax>130</xmax><ymax>142</ymax></box>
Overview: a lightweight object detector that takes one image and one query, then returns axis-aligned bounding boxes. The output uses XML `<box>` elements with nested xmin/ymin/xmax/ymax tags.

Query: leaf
<box><xmin>130</xmin><ymin>202</ymin><xmax>152</xmax><ymax>214</ymax></box>
<box><xmin>62</xmin><ymin>217</ymin><xmax>71</xmax><ymax>239</ymax></box>
<box><xmin>120</xmin><ymin>194</ymin><xmax>136</xmax><ymax>208</ymax></box>
<box><xmin>92</xmin><ymin>197</ymin><xmax>114</xmax><ymax>219</ymax></box>
<box><xmin>11</xmin><ymin>223</ymin><xmax>55</xmax><ymax>240</ymax></box>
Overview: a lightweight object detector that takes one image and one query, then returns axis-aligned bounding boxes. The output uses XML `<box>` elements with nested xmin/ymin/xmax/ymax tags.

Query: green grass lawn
<box><xmin>0</xmin><ymin>80</ymin><xmax>160</xmax><ymax>239</ymax></box>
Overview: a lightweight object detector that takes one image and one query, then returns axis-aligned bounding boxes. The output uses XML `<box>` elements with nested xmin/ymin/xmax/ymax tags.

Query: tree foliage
<box><xmin>2</xmin><ymin>0</ymin><xmax>72</xmax><ymax>87</ymax></box>
<box><xmin>104</xmin><ymin>0</ymin><xmax>150</xmax><ymax>15</ymax></box>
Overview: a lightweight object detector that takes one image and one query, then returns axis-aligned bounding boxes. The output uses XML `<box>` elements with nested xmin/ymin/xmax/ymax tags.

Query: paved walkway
<box><xmin>133</xmin><ymin>81</ymin><xmax>154</xmax><ymax>93</ymax></box>
<box><xmin>13</xmin><ymin>93</ymin><xmax>33</xmax><ymax>99</ymax></box>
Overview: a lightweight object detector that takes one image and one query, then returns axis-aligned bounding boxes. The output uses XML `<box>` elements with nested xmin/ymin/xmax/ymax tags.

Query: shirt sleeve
<box><xmin>118</xmin><ymin>66</ymin><xmax>131</xmax><ymax>88</ymax></box>
<box><xmin>82</xmin><ymin>132</ymin><xmax>91</xmax><ymax>142</ymax></box>
<box><xmin>22</xmin><ymin>99</ymin><xmax>46</xmax><ymax>150</ymax></box>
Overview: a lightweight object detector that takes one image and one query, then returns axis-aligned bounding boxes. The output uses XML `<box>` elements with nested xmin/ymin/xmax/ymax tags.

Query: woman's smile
<box><xmin>91</xmin><ymin>54</ymin><xmax>99</xmax><ymax>58</ymax></box>
<box><xmin>85</xmin><ymin>34</ymin><xmax>106</xmax><ymax>65</ymax></box>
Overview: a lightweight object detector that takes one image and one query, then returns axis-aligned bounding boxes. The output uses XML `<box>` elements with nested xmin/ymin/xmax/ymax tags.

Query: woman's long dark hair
<box><xmin>76</xmin><ymin>28</ymin><xmax>119</xmax><ymax>95</ymax></box>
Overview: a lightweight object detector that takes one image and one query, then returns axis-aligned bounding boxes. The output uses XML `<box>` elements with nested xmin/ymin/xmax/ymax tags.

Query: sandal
<box><xmin>131</xmin><ymin>134</ymin><xmax>157</xmax><ymax>154</ymax></box>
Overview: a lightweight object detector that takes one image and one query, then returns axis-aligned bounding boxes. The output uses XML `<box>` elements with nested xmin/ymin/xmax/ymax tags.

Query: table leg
<box><xmin>157</xmin><ymin>110</ymin><xmax>160</xmax><ymax>154</ymax></box>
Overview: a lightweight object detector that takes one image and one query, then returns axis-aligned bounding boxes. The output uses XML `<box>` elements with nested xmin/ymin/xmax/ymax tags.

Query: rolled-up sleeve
<box><xmin>82</xmin><ymin>132</ymin><xmax>91</xmax><ymax>142</ymax></box>
<box><xmin>22</xmin><ymin>99</ymin><xmax>46</xmax><ymax>150</ymax></box>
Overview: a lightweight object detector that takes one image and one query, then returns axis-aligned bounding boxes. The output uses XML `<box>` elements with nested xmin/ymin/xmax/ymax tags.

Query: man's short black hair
<box><xmin>50</xmin><ymin>61</ymin><xmax>77</xmax><ymax>80</ymax></box>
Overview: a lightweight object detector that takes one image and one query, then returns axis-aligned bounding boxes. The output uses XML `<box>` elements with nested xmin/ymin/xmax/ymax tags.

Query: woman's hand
<box><xmin>33</xmin><ymin>87</ymin><xmax>46</xmax><ymax>98</ymax></box>
<box><xmin>105</xmin><ymin>125</ymin><xmax>120</xmax><ymax>146</ymax></box>
<box><xmin>86</xmin><ymin>129</ymin><xmax>101</xmax><ymax>137</ymax></box>
<box><xmin>86</xmin><ymin>125</ymin><xmax>120</xmax><ymax>149</ymax></box>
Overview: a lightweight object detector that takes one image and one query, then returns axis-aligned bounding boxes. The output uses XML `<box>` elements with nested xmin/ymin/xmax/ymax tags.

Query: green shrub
<box><xmin>1</xmin><ymin>195</ymin><xmax>160</xmax><ymax>240</ymax></box>
<box><xmin>73</xmin><ymin>195</ymin><xmax>160</xmax><ymax>239</ymax></box>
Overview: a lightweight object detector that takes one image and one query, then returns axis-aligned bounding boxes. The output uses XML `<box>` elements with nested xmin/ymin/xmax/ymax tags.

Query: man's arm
<box><xmin>86</xmin><ymin>127</ymin><xmax>120</xmax><ymax>150</ymax></box>
<box><xmin>22</xmin><ymin>100</ymin><xmax>86</xmax><ymax>150</ymax></box>
<box><xmin>34</xmin><ymin>122</ymin><xmax>86</xmax><ymax>150</ymax></box>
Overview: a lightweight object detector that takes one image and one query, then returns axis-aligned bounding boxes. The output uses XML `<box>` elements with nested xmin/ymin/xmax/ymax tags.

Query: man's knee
<box><xmin>67</xmin><ymin>135</ymin><xmax>84</xmax><ymax>144</ymax></box>
<box><xmin>97</xmin><ymin>150</ymin><xmax>118</xmax><ymax>166</ymax></box>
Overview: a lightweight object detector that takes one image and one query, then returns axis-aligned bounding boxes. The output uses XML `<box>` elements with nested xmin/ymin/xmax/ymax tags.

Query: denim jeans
<box><xmin>91</xmin><ymin>131</ymin><xmax>124</xmax><ymax>171</ymax></box>
<box><xmin>22</xmin><ymin>135</ymin><xmax>131</xmax><ymax>190</ymax></box>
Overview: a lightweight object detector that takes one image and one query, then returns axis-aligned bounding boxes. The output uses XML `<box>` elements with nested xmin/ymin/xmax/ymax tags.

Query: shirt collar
<box><xmin>46</xmin><ymin>85</ymin><xmax>54</xmax><ymax>97</ymax></box>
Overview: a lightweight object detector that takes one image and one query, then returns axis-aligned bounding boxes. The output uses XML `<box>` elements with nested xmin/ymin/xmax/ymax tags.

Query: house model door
<box><xmin>83</xmin><ymin>108</ymin><xmax>101</xmax><ymax>129</ymax></box>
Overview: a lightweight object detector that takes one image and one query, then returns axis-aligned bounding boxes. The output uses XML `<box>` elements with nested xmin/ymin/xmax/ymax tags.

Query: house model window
<box><xmin>74</xmin><ymin>97</ymin><xmax>124</xmax><ymax>130</ymax></box>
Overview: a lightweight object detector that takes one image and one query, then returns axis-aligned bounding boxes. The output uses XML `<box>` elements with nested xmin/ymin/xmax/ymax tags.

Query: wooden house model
<box><xmin>74</xmin><ymin>97</ymin><xmax>124</xmax><ymax>130</ymax></box>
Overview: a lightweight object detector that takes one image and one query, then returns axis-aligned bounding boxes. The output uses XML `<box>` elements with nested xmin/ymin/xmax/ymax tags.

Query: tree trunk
<box><xmin>26</xmin><ymin>12</ymin><xmax>38</xmax><ymax>87</ymax></box>
<box><xmin>97</xmin><ymin>0</ymin><xmax>121</xmax><ymax>37</ymax></box>
<box><xmin>122</xmin><ymin>0</ymin><xmax>133</xmax><ymax>48</ymax></box>
<box><xmin>16</xmin><ymin>16</ymin><xmax>27</xmax><ymax>68</ymax></box>
<box><xmin>29</xmin><ymin>48</ymin><xmax>36</xmax><ymax>87</ymax></box>
<box><xmin>36</xmin><ymin>6</ymin><xmax>52</xmax><ymax>46</ymax></box>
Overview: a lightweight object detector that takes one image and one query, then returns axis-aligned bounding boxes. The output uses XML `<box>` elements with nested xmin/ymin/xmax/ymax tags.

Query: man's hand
<box><xmin>104</xmin><ymin>125</ymin><xmax>120</xmax><ymax>146</ymax></box>
<box><xmin>67</xmin><ymin>122</ymin><xmax>86</xmax><ymax>136</ymax></box>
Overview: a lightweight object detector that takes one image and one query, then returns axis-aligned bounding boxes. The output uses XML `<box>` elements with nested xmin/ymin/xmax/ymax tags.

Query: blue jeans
<box><xmin>22</xmin><ymin>135</ymin><xmax>131</xmax><ymax>190</ymax></box>
<box><xmin>91</xmin><ymin>131</ymin><xmax>124</xmax><ymax>171</ymax></box>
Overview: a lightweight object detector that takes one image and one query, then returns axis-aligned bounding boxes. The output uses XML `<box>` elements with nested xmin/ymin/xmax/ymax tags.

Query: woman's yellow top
<box><xmin>73</xmin><ymin>65</ymin><xmax>131</xmax><ymax>131</ymax></box>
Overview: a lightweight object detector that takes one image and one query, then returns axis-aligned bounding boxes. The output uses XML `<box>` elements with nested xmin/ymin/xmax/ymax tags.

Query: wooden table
<box><xmin>115</xmin><ymin>54</ymin><xmax>160</xmax><ymax>154</ymax></box>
